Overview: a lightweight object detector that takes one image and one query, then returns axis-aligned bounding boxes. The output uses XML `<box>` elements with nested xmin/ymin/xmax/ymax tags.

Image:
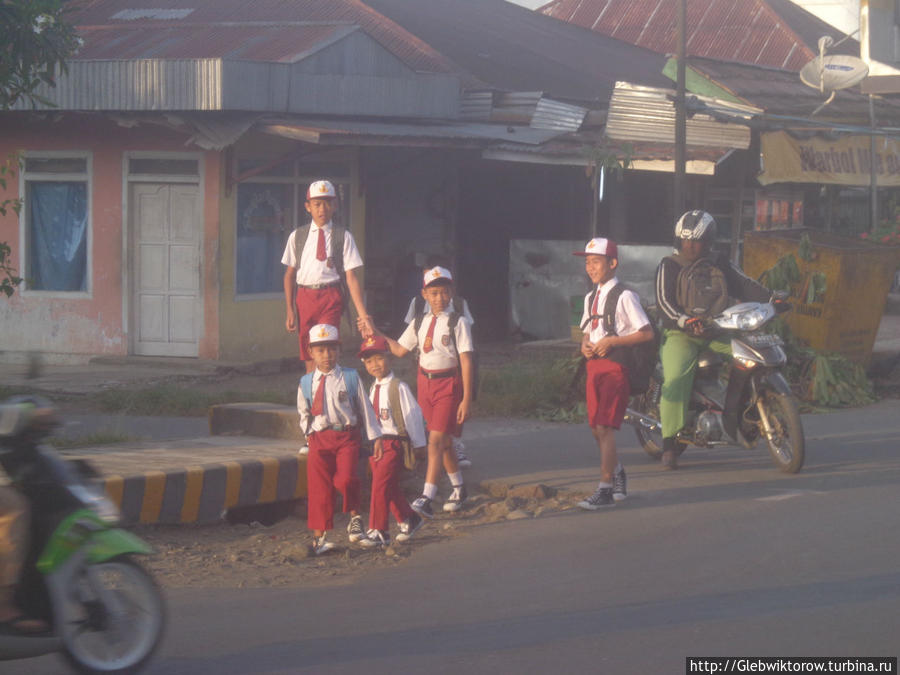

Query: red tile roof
<box><xmin>539</xmin><ymin>0</ymin><xmax>857</xmax><ymax>71</ymax></box>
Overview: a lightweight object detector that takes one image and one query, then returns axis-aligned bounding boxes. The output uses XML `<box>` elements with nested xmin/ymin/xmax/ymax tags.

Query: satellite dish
<box><xmin>800</xmin><ymin>55</ymin><xmax>869</xmax><ymax>92</ymax></box>
<box><xmin>799</xmin><ymin>36</ymin><xmax>869</xmax><ymax>115</ymax></box>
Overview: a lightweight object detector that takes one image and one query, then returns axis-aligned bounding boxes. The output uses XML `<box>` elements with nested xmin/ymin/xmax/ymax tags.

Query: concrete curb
<box><xmin>98</xmin><ymin>454</ymin><xmax>307</xmax><ymax>526</ymax></box>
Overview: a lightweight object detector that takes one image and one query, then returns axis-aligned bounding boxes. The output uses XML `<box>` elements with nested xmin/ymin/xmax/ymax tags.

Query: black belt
<box><xmin>312</xmin><ymin>423</ymin><xmax>357</xmax><ymax>433</ymax></box>
<box><xmin>380</xmin><ymin>434</ymin><xmax>409</xmax><ymax>441</ymax></box>
<box><xmin>298</xmin><ymin>281</ymin><xmax>341</xmax><ymax>290</ymax></box>
<box><xmin>419</xmin><ymin>367</ymin><xmax>457</xmax><ymax>380</ymax></box>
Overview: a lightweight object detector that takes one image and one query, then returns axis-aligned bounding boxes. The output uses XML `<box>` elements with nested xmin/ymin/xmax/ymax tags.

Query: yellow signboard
<box><xmin>759</xmin><ymin>130</ymin><xmax>900</xmax><ymax>186</ymax></box>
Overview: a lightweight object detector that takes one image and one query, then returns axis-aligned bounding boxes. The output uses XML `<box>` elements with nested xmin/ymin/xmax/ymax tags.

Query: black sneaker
<box><xmin>411</xmin><ymin>496</ymin><xmax>434</xmax><ymax>519</ymax></box>
<box><xmin>347</xmin><ymin>514</ymin><xmax>365</xmax><ymax>542</ymax></box>
<box><xmin>443</xmin><ymin>484</ymin><xmax>468</xmax><ymax>513</ymax></box>
<box><xmin>578</xmin><ymin>487</ymin><xmax>615</xmax><ymax>510</ymax></box>
<box><xmin>395</xmin><ymin>512</ymin><xmax>424</xmax><ymax>542</ymax></box>
<box><xmin>613</xmin><ymin>465</ymin><xmax>627</xmax><ymax>502</ymax></box>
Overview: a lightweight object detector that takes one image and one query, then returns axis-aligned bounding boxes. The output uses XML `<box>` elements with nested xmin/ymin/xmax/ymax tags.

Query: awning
<box><xmin>759</xmin><ymin>130</ymin><xmax>900</xmax><ymax>187</ymax></box>
<box><xmin>257</xmin><ymin>118</ymin><xmax>563</xmax><ymax>147</ymax></box>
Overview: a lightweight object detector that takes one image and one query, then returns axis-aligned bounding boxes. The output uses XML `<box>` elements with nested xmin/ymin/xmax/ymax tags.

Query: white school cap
<box><xmin>308</xmin><ymin>323</ymin><xmax>340</xmax><ymax>345</ymax></box>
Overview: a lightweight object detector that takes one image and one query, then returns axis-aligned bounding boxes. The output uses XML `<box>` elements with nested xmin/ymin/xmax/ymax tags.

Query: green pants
<box><xmin>659</xmin><ymin>328</ymin><xmax>732</xmax><ymax>439</ymax></box>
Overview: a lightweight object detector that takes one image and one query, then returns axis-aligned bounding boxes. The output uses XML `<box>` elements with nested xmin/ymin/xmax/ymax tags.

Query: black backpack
<box><xmin>581</xmin><ymin>284</ymin><xmax>658</xmax><ymax>394</ymax></box>
<box><xmin>413</xmin><ymin>302</ymin><xmax>479</xmax><ymax>402</ymax></box>
<box><xmin>673</xmin><ymin>254</ymin><xmax>729</xmax><ymax>319</ymax></box>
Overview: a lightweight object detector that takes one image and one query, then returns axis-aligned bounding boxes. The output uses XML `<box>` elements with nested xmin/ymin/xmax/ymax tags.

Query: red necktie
<box><xmin>311</xmin><ymin>373</ymin><xmax>326</xmax><ymax>416</ymax></box>
<box><xmin>591</xmin><ymin>289</ymin><xmax>600</xmax><ymax>330</ymax></box>
<box><xmin>373</xmin><ymin>384</ymin><xmax>381</xmax><ymax>416</ymax></box>
<box><xmin>422</xmin><ymin>315</ymin><xmax>437</xmax><ymax>353</ymax></box>
<box><xmin>315</xmin><ymin>226</ymin><xmax>326</xmax><ymax>262</ymax></box>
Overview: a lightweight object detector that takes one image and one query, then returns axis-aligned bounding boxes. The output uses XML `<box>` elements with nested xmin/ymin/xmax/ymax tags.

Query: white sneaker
<box><xmin>453</xmin><ymin>439</ymin><xmax>472</xmax><ymax>469</ymax></box>
<box><xmin>358</xmin><ymin>529</ymin><xmax>390</xmax><ymax>548</ymax></box>
<box><xmin>312</xmin><ymin>534</ymin><xmax>335</xmax><ymax>555</ymax></box>
<box><xmin>298</xmin><ymin>445</ymin><xmax>309</xmax><ymax>456</ymax></box>
<box><xmin>347</xmin><ymin>514</ymin><xmax>365</xmax><ymax>542</ymax></box>
<box><xmin>395</xmin><ymin>512</ymin><xmax>424</xmax><ymax>542</ymax></box>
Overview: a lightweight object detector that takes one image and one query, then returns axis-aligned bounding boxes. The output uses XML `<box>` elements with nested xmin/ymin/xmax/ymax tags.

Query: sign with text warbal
<box><xmin>759</xmin><ymin>130</ymin><xmax>900</xmax><ymax>186</ymax></box>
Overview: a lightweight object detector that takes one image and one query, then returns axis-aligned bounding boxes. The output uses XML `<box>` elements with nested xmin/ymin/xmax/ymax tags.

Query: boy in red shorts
<box><xmin>380</xmin><ymin>266</ymin><xmax>474</xmax><ymax>516</ymax></box>
<box><xmin>574</xmin><ymin>238</ymin><xmax>653</xmax><ymax>509</ymax></box>
<box><xmin>282</xmin><ymin>179</ymin><xmax>374</xmax><ymax>375</ymax></box>
<box><xmin>298</xmin><ymin>324</ymin><xmax>383</xmax><ymax>554</ymax></box>
<box><xmin>357</xmin><ymin>335</ymin><xmax>427</xmax><ymax>547</ymax></box>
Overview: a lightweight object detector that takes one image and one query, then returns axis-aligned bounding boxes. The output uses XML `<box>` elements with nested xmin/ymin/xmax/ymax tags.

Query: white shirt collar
<box><xmin>596</xmin><ymin>276</ymin><xmax>619</xmax><ymax>294</ymax></box>
<box><xmin>374</xmin><ymin>372</ymin><xmax>395</xmax><ymax>386</ymax></box>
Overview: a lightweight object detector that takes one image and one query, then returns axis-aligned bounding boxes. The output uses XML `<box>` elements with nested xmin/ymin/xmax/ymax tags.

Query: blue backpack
<box><xmin>299</xmin><ymin>367</ymin><xmax>360</xmax><ymax>420</ymax></box>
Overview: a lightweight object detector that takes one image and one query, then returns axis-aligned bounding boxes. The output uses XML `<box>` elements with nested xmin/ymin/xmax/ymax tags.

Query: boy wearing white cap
<box><xmin>282</xmin><ymin>180</ymin><xmax>375</xmax><ymax>375</ymax></box>
<box><xmin>575</xmin><ymin>238</ymin><xmax>653</xmax><ymax>509</ymax></box>
<box><xmin>378</xmin><ymin>267</ymin><xmax>474</xmax><ymax>516</ymax></box>
<box><xmin>298</xmin><ymin>324</ymin><xmax>383</xmax><ymax>555</ymax></box>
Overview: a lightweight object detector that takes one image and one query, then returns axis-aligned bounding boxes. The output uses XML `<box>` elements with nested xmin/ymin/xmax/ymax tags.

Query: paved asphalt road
<box><xmin>7</xmin><ymin>402</ymin><xmax>900</xmax><ymax>674</ymax></box>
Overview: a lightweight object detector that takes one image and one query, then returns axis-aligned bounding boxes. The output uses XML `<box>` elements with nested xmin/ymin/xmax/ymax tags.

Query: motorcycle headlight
<box><xmin>735</xmin><ymin>309</ymin><xmax>767</xmax><ymax>331</ymax></box>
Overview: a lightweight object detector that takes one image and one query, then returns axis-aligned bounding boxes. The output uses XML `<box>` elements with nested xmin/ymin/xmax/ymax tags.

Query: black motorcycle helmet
<box><xmin>674</xmin><ymin>210</ymin><xmax>717</xmax><ymax>244</ymax></box>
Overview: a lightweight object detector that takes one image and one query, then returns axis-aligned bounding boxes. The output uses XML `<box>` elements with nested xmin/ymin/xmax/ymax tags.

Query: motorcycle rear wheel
<box><xmin>633</xmin><ymin>392</ymin><xmax>664</xmax><ymax>459</ymax></box>
<box><xmin>759</xmin><ymin>390</ymin><xmax>805</xmax><ymax>474</ymax></box>
<box><xmin>60</xmin><ymin>555</ymin><xmax>165</xmax><ymax>675</ymax></box>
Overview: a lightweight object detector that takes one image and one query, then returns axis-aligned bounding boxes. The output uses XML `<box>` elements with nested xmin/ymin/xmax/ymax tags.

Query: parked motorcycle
<box><xmin>0</xmin><ymin>397</ymin><xmax>165</xmax><ymax>674</ymax></box>
<box><xmin>625</xmin><ymin>298</ymin><xmax>805</xmax><ymax>473</ymax></box>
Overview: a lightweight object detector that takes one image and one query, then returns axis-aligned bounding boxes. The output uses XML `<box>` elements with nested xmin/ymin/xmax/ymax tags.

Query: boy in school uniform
<box><xmin>575</xmin><ymin>238</ymin><xmax>654</xmax><ymax>509</ymax></box>
<box><xmin>298</xmin><ymin>324</ymin><xmax>383</xmax><ymax>555</ymax></box>
<box><xmin>282</xmin><ymin>179</ymin><xmax>374</xmax><ymax>375</ymax></box>
<box><xmin>399</xmin><ymin>255</ymin><xmax>474</xmax><ymax>470</ymax></box>
<box><xmin>357</xmin><ymin>335</ymin><xmax>427</xmax><ymax>547</ymax></box>
<box><xmin>379</xmin><ymin>266</ymin><xmax>474</xmax><ymax>516</ymax></box>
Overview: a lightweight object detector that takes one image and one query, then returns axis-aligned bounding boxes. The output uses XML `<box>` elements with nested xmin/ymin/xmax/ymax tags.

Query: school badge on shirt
<box><xmin>441</xmin><ymin>334</ymin><xmax>451</xmax><ymax>347</ymax></box>
<box><xmin>338</xmin><ymin>390</ymin><xmax>348</xmax><ymax>403</ymax></box>
<box><xmin>379</xmin><ymin>408</ymin><xmax>390</xmax><ymax>422</ymax></box>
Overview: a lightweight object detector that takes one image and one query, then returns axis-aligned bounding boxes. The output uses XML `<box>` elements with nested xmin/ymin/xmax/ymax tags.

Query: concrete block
<box><xmin>209</xmin><ymin>402</ymin><xmax>304</xmax><ymax>441</ymax></box>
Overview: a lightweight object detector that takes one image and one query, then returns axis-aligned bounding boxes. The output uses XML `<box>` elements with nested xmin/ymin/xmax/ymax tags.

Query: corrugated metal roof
<box><xmin>531</xmin><ymin>98</ymin><xmax>588</xmax><ymax>131</ymax></box>
<box><xmin>67</xmin><ymin>0</ymin><xmax>468</xmax><ymax>78</ymax></box>
<box><xmin>687</xmin><ymin>57</ymin><xmax>900</xmax><ymax>126</ymax></box>
<box><xmin>541</xmin><ymin>0</ymin><xmax>858</xmax><ymax>71</ymax></box>
<box><xmin>605</xmin><ymin>81</ymin><xmax>758</xmax><ymax>149</ymax></box>
<box><xmin>364</xmin><ymin>0</ymin><xmax>670</xmax><ymax>102</ymax></box>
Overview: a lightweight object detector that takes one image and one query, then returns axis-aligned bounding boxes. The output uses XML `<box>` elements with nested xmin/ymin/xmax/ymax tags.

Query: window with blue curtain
<box><xmin>236</xmin><ymin>183</ymin><xmax>293</xmax><ymax>294</ymax></box>
<box><xmin>26</xmin><ymin>180</ymin><xmax>88</xmax><ymax>292</ymax></box>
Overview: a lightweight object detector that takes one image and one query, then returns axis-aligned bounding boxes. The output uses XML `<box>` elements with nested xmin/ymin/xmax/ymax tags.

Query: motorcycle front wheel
<box><xmin>60</xmin><ymin>556</ymin><xmax>165</xmax><ymax>675</ymax></box>
<box><xmin>758</xmin><ymin>390</ymin><xmax>805</xmax><ymax>474</ymax></box>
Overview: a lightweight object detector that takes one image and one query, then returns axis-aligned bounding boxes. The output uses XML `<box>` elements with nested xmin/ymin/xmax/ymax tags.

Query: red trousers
<box><xmin>306</xmin><ymin>428</ymin><xmax>361</xmax><ymax>531</ymax></box>
<box><xmin>367</xmin><ymin>439</ymin><xmax>414</xmax><ymax>532</ymax></box>
<box><xmin>417</xmin><ymin>369</ymin><xmax>461</xmax><ymax>434</ymax></box>
<box><xmin>296</xmin><ymin>285</ymin><xmax>343</xmax><ymax>361</ymax></box>
<box><xmin>586</xmin><ymin>358</ymin><xmax>630</xmax><ymax>430</ymax></box>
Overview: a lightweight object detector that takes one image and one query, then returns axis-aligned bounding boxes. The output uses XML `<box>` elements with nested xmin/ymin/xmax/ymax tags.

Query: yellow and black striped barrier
<box><xmin>98</xmin><ymin>455</ymin><xmax>308</xmax><ymax>525</ymax></box>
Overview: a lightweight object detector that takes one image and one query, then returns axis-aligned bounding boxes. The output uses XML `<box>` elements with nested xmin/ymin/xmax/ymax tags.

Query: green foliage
<box><xmin>1</xmin><ymin>155</ymin><xmax>24</xmax><ymax>297</ymax></box>
<box><xmin>0</xmin><ymin>0</ymin><xmax>81</xmax><ymax>110</ymax></box>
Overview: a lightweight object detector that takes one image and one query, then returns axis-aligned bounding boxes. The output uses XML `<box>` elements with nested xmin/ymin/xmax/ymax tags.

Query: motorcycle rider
<box><xmin>655</xmin><ymin>210</ymin><xmax>770</xmax><ymax>470</ymax></box>
<box><xmin>0</xmin><ymin>483</ymin><xmax>44</xmax><ymax>634</ymax></box>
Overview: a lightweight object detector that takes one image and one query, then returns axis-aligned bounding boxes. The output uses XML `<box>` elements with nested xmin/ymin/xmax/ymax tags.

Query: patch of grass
<box><xmin>475</xmin><ymin>352</ymin><xmax>585</xmax><ymax>421</ymax></box>
<box><xmin>89</xmin><ymin>385</ymin><xmax>293</xmax><ymax>416</ymax></box>
<box><xmin>49</xmin><ymin>431</ymin><xmax>137</xmax><ymax>449</ymax></box>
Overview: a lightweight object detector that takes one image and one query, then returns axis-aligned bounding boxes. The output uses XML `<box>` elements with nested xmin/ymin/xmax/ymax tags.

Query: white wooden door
<box><xmin>131</xmin><ymin>183</ymin><xmax>201</xmax><ymax>357</ymax></box>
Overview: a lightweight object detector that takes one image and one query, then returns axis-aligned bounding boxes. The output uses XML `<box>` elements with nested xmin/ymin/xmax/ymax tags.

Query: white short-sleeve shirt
<box><xmin>398</xmin><ymin>311</ymin><xmax>474</xmax><ymax>371</ymax></box>
<box><xmin>581</xmin><ymin>276</ymin><xmax>650</xmax><ymax>344</ymax></box>
<box><xmin>369</xmin><ymin>373</ymin><xmax>427</xmax><ymax>448</ymax></box>
<box><xmin>281</xmin><ymin>222</ymin><xmax>363</xmax><ymax>286</ymax></box>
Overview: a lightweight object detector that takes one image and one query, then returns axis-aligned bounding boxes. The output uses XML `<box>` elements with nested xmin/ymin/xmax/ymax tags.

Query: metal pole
<box><xmin>870</xmin><ymin>94</ymin><xmax>878</xmax><ymax>233</ymax></box>
<box><xmin>674</xmin><ymin>0</ymin><xmax>687</xmax><ymax>218</ymax></box>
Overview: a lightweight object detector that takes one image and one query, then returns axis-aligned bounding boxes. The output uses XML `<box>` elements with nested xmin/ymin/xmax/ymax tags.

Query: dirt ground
<box><xmin>135</xmin><ymin>480</ymin><xmax>582</xmax><ymax>590</ymax></box>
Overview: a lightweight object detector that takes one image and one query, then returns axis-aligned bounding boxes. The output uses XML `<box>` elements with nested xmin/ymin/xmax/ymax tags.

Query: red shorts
<box><xmin>586</xmin><ymin>358</ymin><xmax>630</xmax><ymax>429</ymax></box>
<box><xmin>417</xmin><ymin>368</ymin><xmax>461</xmax><ymax>435</ymax></box>
<box><xmin>296</xmin><ymin>285</ymin><xmax>343</xmax><ymax>361</ymax></box>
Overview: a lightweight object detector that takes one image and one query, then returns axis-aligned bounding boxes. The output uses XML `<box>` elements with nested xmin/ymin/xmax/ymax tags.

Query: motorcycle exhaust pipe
<box><xmin>624</xmin><ymin>409</ymin><xmax>660</xmax><ymax>432</ymax></box>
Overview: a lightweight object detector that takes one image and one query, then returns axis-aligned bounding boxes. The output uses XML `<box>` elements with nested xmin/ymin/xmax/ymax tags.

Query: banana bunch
<box><xmin>806</xmin><ymin>353</ymin><xmax>876</xmax><ymax>408</ymax></box>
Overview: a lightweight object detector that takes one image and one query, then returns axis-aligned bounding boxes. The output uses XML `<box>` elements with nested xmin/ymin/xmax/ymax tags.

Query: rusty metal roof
<box><xmin>364</xmin><ymin>0</ymin><xmax>670</xmax><ymax>103</ymax></box>
<box><xmin>66</xmin><ymin>0</ymin><xmax>463</xmax><ymax>76</ymax></box>
<box><xmin>687</xmin><ymin>57</ymin><xmax>900</xmax><ymax>126</ymax></box>
<box><xmin>540</xmin><ymin>0</ymin><xmax>858</xmax><ymax>71</ymax></box>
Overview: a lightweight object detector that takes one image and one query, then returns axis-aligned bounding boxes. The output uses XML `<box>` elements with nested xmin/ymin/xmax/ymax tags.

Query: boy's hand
<box><xmin>456</xmin><ymin>399</ymin><xmax>470</xmax><ymax>425</ymax></box>
<box><xmin>580</xmin><ymin>335</ymin><xmax>595</xmax><ymax>359</ymax></box>
<box><xmin>373</xmin><ymin>438</ymin><xmax>384</xmax><ymax>462</ymax></box>
<box><xmin>591</xmin><ymin>336</ymin><xmax>616</xmax><ymax>358</ymax></box>
<box><xmin>357</xmin><ymin>315</ymin><xmax>375</xmax><ymax>337</ymax></box>
<box><xmin>285</xmin><ymin>309</ymin><xmax>297</xmax><ymax>333</ymax></box>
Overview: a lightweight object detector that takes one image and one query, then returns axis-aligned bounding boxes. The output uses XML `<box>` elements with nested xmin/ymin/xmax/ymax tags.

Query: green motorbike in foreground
<box><xmin>0</xmin><ymin>398</ymin><xmax>165</xmax><ymax>674</ymax></box>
